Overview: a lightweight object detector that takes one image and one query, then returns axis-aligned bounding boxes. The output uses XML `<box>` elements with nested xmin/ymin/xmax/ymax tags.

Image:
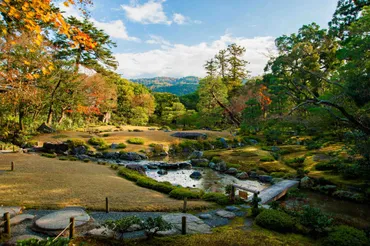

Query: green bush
<box><xmin>298</xmin><ymin>205</ymin><xmax>333</xmax><ymax>234</ymax></box>
<box><xmin>306</xmin><ymin>141</ymin><xmax>323</xmax><ymax>150</ymax></box>
<box><xmin>88</xmin><ymin>137</ymin><xmax>107</xmax><ymax>146</ymax></box>
<box><xmin>83</xmin><ymin>159</ymin><xmax>90</xmax><ymax>163</ymax></box>
<box><xmin>58</xmin><ymin>156</ymin><xmax>68</xmax><ymax>161</ymax></box>
<box><xmin>116</xmin><ymin>143</ymin><xmax>127</xmax><ymax>149</ymax></box>
<box><xmin>323</xmin><ymin>225</ymin><xmax>368</xmax><ymax>246</ymax></box>
<box><xmin>104</xmin><ymin>216</ymin><xmax>142</xmax><ymax>237</ymax></box>
<box><xmin>203</xmin><ymin>192</ymin><xmax>230</xmax><ymax>205</ymax></box>
<box><xmin>16</xmin><ymin>237</ymin><xmax>69</xmax><ymax>246</ymax></box>
<box><xmin>102</xmin><ymin>133</ymin><xmax>110</xmax><ymax>137</ymax></box>
<box><xmin>97</xmin><ymin>144</ymin><xmax>110</xmax><ymax>150</ymax></box>
<box><xmin>127</xmin><ymin>138</ymin><xmax>145</xmax><ymax>145</ymax></box>
<box><xmin>255</xmin><ymin>209</ymin><xmax>294</xmax><ymax>233</ymax></box>
<box><xmin>136</xmin><ymin>178</ymin><xmax>175</xmax><ymax>194</ymax></box>
<box><xmin>332</xmin><ymin>190</ymin><xmax>365</xmax><ymax>202</ymax></box>
<box><xmin>41</xmin><ymin>153</ymin><xmax>56</xmax><ymax>158</ymax></box>
<box><xmin>169</xmin><ymin>188</ymin><xmax>203</xmax><ymax>199</ymax></box>
<box><xmin>260</xmin><ymin>157</ymin><xmax>275</xmax><ymax>162</ymax></box>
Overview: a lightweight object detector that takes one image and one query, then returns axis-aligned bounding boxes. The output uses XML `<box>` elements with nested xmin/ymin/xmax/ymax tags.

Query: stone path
<box><xmin>3</xmin><ymin>204</ymin><xmax>255</xmax><ymax>244</ymax></box>
<box><xmin>34</xmin><ymin>207</ymin><xmax>90</xmax><ymax>230</ymax></box>
<box><xmin>0</xmin><ymin>207</ymin><xmax>22</xmax><ymax>219</ymax></box>
<box><xmin>161</xmin><ymin>213</ymin><xmax>211</xmax><ymax>235</ymax></box>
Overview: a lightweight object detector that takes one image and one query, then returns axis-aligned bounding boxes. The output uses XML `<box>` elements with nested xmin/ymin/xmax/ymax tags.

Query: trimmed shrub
<box><xmin>323</xmin><ymin>225</ymin><xmax>368</xmax><ymax>246</ymax></box>
<box><xmin>136</xmin><ymin>178</ymin><xmax>175</xmax><ymax>194</ymax></box>
<box><xmin>102</xmin><ymin>133</ymin><xmax>110</xmax><ymax>137</ymax></box>
<box><xmin>58</xmin><ymin>156</ymin><xmax>68</xmax><ymax>161</ymax></box>
<box><xmin>298</xmin><ymin>205</ymin><xmax>333</xmax><ymax>234</ymax></box>
<box><xmin>118</xmin><ymin>167</ymin><xmax>143</xmax><ymax>181</ymax></box>
<box><xmin>203</xmin><ymin>192</ymin><xmax>230</xmax><ymax>205</ymax></box>
<box><xmin>255</xmin><ymin>209</ymin><xmax>294</xmax><ymax>233</ymax></box>
<box><xmin>315</xmin><ymin>161</ymin><xmax>338</xmax><ymax>171</ymax></box>
<box><xmin>127</xmin><ymin>138</ymin><xmax>145</xmax><ymax>145</ymax></box>
<box><xmin>169</xmin><ymin>188</ymin><xmax>203</xmax><ymax>199</ymax></box>
<box><xmin>41</xmin><ymin>153</ymin><xmax>56</xmax><ymax>158</ymax></box>
<box><xmin>83</xmin><ymin>159</ymin><xmax>90</xmax><ymax>163</ymax></box>
<box><xmin>97</xmin><ymin>144</ymin><xmax>110</xmax><ymax>150</ymax></box>
<box><xmin>285</xmin><ymin>157</ymin><xmax>306</xmax><ymax>168</ymax></box>
<box><xmin>116</xmin><ymin>143</ymin><xmax>127</xmax><ymax>149</ymax></box>
<box><xmin>88</xmin><ymin>137</ymin><xmax>107</xmax><ymax>147</ymax></box>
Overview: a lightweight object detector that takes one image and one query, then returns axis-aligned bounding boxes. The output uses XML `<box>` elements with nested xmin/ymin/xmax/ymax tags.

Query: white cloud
<box><xmin>58</xmin><ymin>3</ymin><xmax>139</xmax><ymax>41</ymax></box>
<box><xmin>121</xmin><ymin>0</ymin><xmax>172</xmax><ymax>25</ymax></box>
<box><xmin>115</xmin><ymin>34</ymin><xmax>277</xmax><ymax>78</ymax></box>
<box><xmin>145</xmin><ymin>35</ymin><xmax>171</xmax><ymax>46</ymax></box>
<box><xmin>92</xmin><ymin>20</ymin><xmax>140</xmax><ymax>41</ymax></box>
<box><xmin>173</xmin><ymin>13</ymin><xmax>186</xmax><ymax>25</ymax></box>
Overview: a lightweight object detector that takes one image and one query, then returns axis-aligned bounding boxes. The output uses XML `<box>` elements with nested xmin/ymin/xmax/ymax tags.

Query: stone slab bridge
<box><xmin>233</xmin><ymin>180</ymin><xmax>299</xmax><ymax>204</ymax></box>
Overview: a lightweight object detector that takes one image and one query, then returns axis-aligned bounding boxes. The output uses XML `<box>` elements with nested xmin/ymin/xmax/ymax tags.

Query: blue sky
<box><xmin>61</xmin><ymin>0</ymin><xmax>339</xmax><ymax>78</ymax></box>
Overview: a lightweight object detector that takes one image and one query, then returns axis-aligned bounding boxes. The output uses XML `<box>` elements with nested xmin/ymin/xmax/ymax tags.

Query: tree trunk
<box><xmin>18</xmin><ymin>102</ymin><xmax>24</xmax><ymax>131</ymax></box>
<box><xmin>58</xmin><ymin>108</ymin><xmax>66</xmax><ymax>124</ymax></box>
<box><xmin>47</xmin><ymin>79</ymin><xmax>62</xmax><ymax>125</ymax></box>
<box><xmin>211</xmin><ymin>91</ymin><xmax>241</xmax><ymax>125</ymax></box>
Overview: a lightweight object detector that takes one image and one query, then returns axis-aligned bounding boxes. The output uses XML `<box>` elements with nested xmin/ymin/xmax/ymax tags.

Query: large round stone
<box><xmin>35</xmin><ymin>207</ymin><xmax>90</xmax><ymax>230</ymax></box>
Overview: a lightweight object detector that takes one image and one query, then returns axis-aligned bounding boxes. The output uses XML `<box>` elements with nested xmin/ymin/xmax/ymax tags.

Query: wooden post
<box><xmin>182</xmin><ymin>197</ymin><xmax>187</xmax><ymax>213</ymax></box>
<box><xmin>106</xmin><ymin>197</ymin><xmax>109</xmax><ymax>213</ymax></box>
<box><xmin>69</xmin><ymin>217</ymin><xmax>75</xmax><ymax>239</ymax></box>
<box><xmin>230</xmin><ymin>185</ymin><xmax>235</xmax><ymax>203</ymax></box>
<box><xmin>3</xmin><ymin>212</ymin><xmax>10</xmax><ymax>236</ymax></box>
<box><xmin>181</xmin><ymin>216</ymin><xmax>186</xmax><ymax>235</ymax></box>
<box><xmin>11</xmin><ymin>162</ymin><xmax>14</xmax><ymax>171</ymax></box>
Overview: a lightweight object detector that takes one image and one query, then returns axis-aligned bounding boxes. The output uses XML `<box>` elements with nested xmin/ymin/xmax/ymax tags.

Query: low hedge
<box><xmin>255</xmin><ymin>209</ymin><xmax>295</xmax><ymax>233</ymax></box>
<box><xmin>116</xmin><ymin>143</ymin><xmax>127</xmax><ymax>149</ymax></box>
<box><xmin>323</xmin><ymin>225</ymin><xmax>368</xmax><ymax>246</ymax></box>
<box><xmin>203</xmin><ymin>192</ymin><xmax>230</xmax><ymax>205</ymax></box>
<box><xmin>118</xmin><ymin>167</ymin><xmax>143</xmax><ymax>181</ymax></box>
<box><xmin>169</xmin><ymin>188</ymin><xmax>203</xmax><ymax>199</ymax></box>
<box><xmin>136</xmin><ymin>178</ymin><xmax>175</xmax><ymax>194</ymax></box>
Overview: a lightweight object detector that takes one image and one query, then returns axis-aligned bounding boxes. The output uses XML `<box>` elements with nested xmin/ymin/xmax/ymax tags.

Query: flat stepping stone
<box><xmin>216</xmin><ymin>210</ymin><xmax>236</xmax><ymax>219</ymax></box>
<box><xmin>5</xmin><ymin>235</ymin><xmax>44</xmax><ymax>246</ymax></box>
<box><xmin>35</xmin><ymin>207</ymin><xmax>90</xmax><ymax>230</ymax></box>
<box><xmin>86</xmin><ymin>227</ymin><xmax>114</xmax><ymax>238</ymax></box>
<box><xmin>10</xmin><ymin>214</ymin><xmax>35</xmax><ymax>225</ymax></box>
<box><xmin>199</xmin><ymin>214</ymin><xmax>212</xmax><ymax>220</ymax></box>
<box><xmin>0</xmin><ymin>207</ymin><xmax>22</xmax><ymax>219</ymax></box>
<box><xmin>161</xmin><ymin>213</ymin><xmax>211</xmax><ymax>234</ymax></box>
<box><xmin>225</xmin><ymin>206</ymin><xmax>240</xmax><ymax>212</ymax></box>
<box><xmin>239</xmin><ymin>204</ymin><xmax>251</xmax><ymax>209</ymax></box>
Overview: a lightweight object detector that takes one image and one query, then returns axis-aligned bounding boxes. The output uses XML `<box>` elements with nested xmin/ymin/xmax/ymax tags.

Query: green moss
<box><xmin>323</xmin><ymin>225</ymin><xmax>368</xmax><ymax>246</ymax></box>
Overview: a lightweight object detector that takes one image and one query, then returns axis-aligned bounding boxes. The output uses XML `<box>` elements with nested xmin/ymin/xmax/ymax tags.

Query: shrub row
<box><xmin>117</xmin><ymin>167</ymin><xmax>229</xmax><ymax>203</ymax></box>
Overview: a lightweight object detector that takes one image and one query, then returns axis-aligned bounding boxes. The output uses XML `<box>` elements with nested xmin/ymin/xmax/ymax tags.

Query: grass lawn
<box><xmin>0</xmin><ymin>153</ymin><xmax>211</xmax><ymax>211</ymax></box>
<box><xmin>31</xmin><ymin>125</ymin><xmax>232</xmax><ymax>153</ymax></box>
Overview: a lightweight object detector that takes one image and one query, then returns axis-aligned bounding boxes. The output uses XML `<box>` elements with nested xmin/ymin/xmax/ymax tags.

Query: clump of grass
<box><xmin>66</xmin><ymin>138</ymin><xmax>88</xmax><ymax>148</ymax></box>
<box><xmin>127</xmin><ymin>138</ymin><xmax>145</xmax><ymax>145</ymax></box>
<box><xmin>102</xmin><ymin>133</ymin><xmax>110</xmax><ymax>137</ymax></box>
<box><xmin>41</xmin><ymin>153</ymin><xmax>56</xmax><ymax>158</ymax></box>
<box><xmin>58</xmin><ymin>156</ymin><xmax>69</xmax><ymax>161</ymax></box>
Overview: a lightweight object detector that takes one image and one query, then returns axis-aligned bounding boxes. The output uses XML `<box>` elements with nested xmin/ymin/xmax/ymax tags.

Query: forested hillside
<box><xmin>131</xmin><ymin>76</ymin><xmax>199</xmax><ymax>95</ymax></box>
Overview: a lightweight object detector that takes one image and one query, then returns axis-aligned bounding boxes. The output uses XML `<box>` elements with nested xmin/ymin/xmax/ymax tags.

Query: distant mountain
<box><xmin>131</xmin><ymin>76</ymin><xmax>199</xmax><ymax>96</ymax></box>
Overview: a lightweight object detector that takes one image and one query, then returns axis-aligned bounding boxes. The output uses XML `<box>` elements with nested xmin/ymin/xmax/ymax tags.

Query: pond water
<box><xmin>286</xmin><ymin>190</ymin><xmax>370</xmax><ymax>228</ymax></box>
<box><xmin>146</xmin><ymin>167</ymin><xmax>269</xmax><ymax>195</ymax></box>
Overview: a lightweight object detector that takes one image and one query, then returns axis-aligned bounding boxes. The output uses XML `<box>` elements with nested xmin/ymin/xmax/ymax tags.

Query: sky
<box><xmin>60</xmin><ymin>0</ymin><xmax>339</xmax><ymax>79</ymax></box>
